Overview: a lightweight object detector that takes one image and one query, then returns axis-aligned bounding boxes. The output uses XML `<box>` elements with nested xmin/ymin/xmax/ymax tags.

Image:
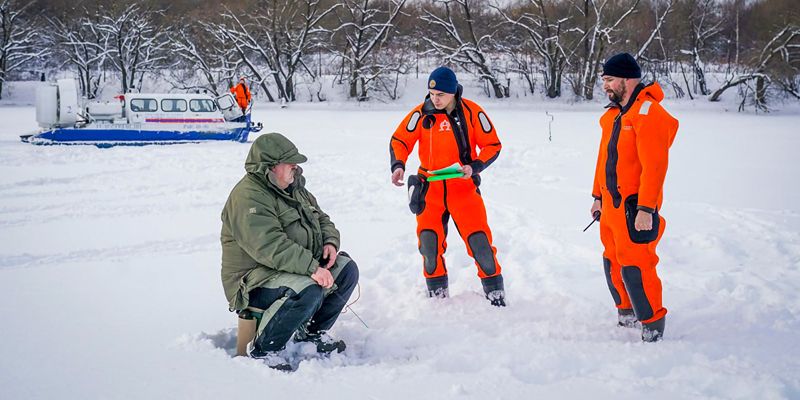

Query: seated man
<box><xmin>220</xmin><ymin>132</ymin><xmax>359</xmax><ymax>371</ymax></box>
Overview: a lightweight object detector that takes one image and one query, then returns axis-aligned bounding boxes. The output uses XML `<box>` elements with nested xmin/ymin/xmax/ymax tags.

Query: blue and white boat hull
<box><xmin>21</xmin><ymin>118</ymin><xmax>260</xmax><ymax>147</ymax></box>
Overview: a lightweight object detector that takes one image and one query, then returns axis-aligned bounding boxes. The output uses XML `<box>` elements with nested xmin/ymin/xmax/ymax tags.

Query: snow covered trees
<box><xmin>0</xmin><ymin>0</ymin><xmax>47</xmax><ymax>99</ymax></box>
<box><xmin>96</xmin><ymin>4</ymin><xmax>170</xmax><ymax>94</ymax></box>
<box><xmin>494</xmin><ymin>1</ymin><xmax>571</xmax><ymax>99</ymax></box>
<box><xmin>170</xmin><ymin>23</ymin><xmax>235</xmax><ymax>96</ymax></box>
<box><xmin>677</xmin><ymin>0</ymin><xmax>724</xmax><ymax>96</ymax></box>
<box><xmin>494</xmin><ymin>0</ymin><xmax>639</xmax><ymax>100</ymax></box>
<box><xmin>571</xmin><ymin>0</ymin><xmax>641</xmax><ymax>100</ymax></box>
<box><xmin>423</xmin><ymin>0</ymin><xmax>509</xmax><ymax>98</ymax></box>
<box><xmin>212</xmin><ymin>1</ymin><xmax>339</xmax><ymax>103</ymax></box>
<box><xmin>709</xmin><ymin>25</ymin><xmax>800</xmax><ymax>111</ymax></box>
<box><xmin>332</xmin><ymin>0</ymin><xmax>406</xmax><ymax>101</ymax></box>
<box><xmin>2</xmin><ymin>0</ymin><xmax>797</xmax><ymax>109</ymax></box>
<box><xmin>46</xmin><ymin>12</ymin><xmax>110</xmax><ymax>99</ymax></box>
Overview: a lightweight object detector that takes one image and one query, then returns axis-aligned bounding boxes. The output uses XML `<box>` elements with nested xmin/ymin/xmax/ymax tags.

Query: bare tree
<box><xmin>494</xmin><ymin>0</ymin><xmax>582</xmax><ymax>99</ymax></box>
<box><xmin>709</xmin><ymin>25</ymin><xmax>800</xmax><ymax>111</ymax></box>
<box><xmin>216</xmin><ymin>0</ymin><xmax>339</xmax><ymax>103</ymax></box>
<box><xmin>373</xmin><ymin>41</ymin><xmax>416</xmax><ymax>100</ymax></box>
<box><xmin>635</xmin><ymin>0</ymin><xmax>674</xmax><ymax>60</ymax></box>
<box><xmin>0</xmin><ymin>0</ymin><xmax>48</xmax><ymax>99</ymax></box>
<box><xmin>209</xmin><ymin>12</ymin><xmax>276</xmax><ymax>102</ymax></box>
<box><xmin>46</xmin><ymin>12</ymin><xmax>110</xmax><ymax>98</ymax></box>
<box><xmin>332</xmin><ymin>0</ymin><xmax>406</xmax><ymax>101</ymax></box>
<box><xmin>170</xmin><ymin>22</ymin><xmax>239</xmax><ymax>96</ymax></box>
<box><xmin>633</xmin><ymin>0</ymin><xmax>675</xmax><ymax>89</ymax></box>
<box><xmin>572</xmin><ymin>0</ymin><xmax>641</xmax><ymax>100</ymax></box>
<box><xmin>679</xmin><ymin>0</ymin><xmax>723</xmax><ymax>96</ymax></box>
<box><xmin>424</xmin><ymin>0</ymin><xmax>508</xmax><ymax>98</ymax></box>
<box><xmin>506</xmin><ymin>44</ymin><xmax>538</xmax><ymax>95</ymax></box>
<box><xmin>96</xmin><ymin>4</ymin><xmax>171</xmax><ymax>93</ymax></box>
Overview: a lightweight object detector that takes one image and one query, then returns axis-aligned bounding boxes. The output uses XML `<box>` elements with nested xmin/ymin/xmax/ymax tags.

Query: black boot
<box><xmin>249</xmin><ymin>346</ymin><xmax>294</xmax><ymax>371</ymax></box>
<box><xmin>294</xmin><ymin>326</ymin><xmax>346</xmax><ymax>354</ymax></box>
<box><xmin>617</xmin><ymin>308</ymin><xmax>639</xmax><ymax>328</ymax></box>
<box><xmin>642</xmin><ymin>317</ymin><xmax>665</xmax><ymax>342</ymax></box>
<box><xmin>481</xmin><ymin>275</ymin><xmax>506</xmax><ymax>307</ymax></box>
<box><xmin>426</xmin><ymin>276</ymin><xmax>449</xmax><ymax>298</ymax></box>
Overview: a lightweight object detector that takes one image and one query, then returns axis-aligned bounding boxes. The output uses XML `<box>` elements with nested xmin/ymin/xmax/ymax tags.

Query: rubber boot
<box><xmin>617</xmin><ymin>308</ymin><xmax>639</xmax><ymax>328</ymax></box>
<box><xmin>426</xmin><ymin>276</ymin><xmax>449</xmax><ymax>298</ymax></box>
<box><xmin>295</xmin><ymin>326</ymin><xmax>346</xmax><ymax>354</ymax></box>
<box><xmin>642</xmin><ymin>317</ymin><xmax>665</xmax><ymax>342</ymax></box>
<box><xmin>248</xmin><ymin>345</ymin><xmax>293</xmax><ymax>372</ymax></box>
<box><xmin>481</xmin><ymin>275</ymin><xmax>506</xmax><ymax>307</ymax></box>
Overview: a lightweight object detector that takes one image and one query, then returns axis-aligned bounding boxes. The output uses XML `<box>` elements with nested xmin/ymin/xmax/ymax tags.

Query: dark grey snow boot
<box><xmin>295</xmin><ymin>328</ymin><xmax>346</xmax><ymax>354</ymax></box>
<box><xmin>481</xmin><ymin>275</ymin><xmax>506</xmax><ymax>307</ymax></box>
<box><xmin>617</xmin><ymin>308</ymin><xmax>639</xmax><ymax>328</ymax></box>
<box><xmin>249</xmin><ymin>347</ymin><xmax>293</xmax><ymax>371</ymax></box>
<box><xmin>642</xmin><ymin>317</ymin><xmax>665</xmax><ymax>342</ymax></box>
<box><xmin>426</xmin><ymin>276</ymin><xmax>449</xmax><ymax>299</ymax></box>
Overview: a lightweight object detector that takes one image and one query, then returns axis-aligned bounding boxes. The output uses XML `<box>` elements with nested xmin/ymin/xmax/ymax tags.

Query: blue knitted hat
<box><xmin>602</xmin><ymin>53</ymin><xmax>641</xmax><ymax>78</ymax></box>
<box><xmin>428</xmin><ymin>67</ymin><xmax>458</xmax><ymax>94</ymax></box>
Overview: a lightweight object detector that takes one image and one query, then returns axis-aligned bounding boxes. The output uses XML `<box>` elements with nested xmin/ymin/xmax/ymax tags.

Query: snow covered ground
<box><xmin>1</xmin><ymin>97</ymin><xmax>799</xmax><ymax>399</ymax></box>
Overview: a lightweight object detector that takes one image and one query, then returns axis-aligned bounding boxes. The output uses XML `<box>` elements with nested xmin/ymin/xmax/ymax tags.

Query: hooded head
<box><xmin>244</xmin><ymin>132</ymin><xmax>307</xmax><ymax>177</ymax></box>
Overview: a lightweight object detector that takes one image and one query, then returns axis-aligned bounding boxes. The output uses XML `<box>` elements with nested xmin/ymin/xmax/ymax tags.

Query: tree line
<box><xmin>1</xmin><ymin>0</ymin><xmax>798</xmax><ymax>111</ymax></box>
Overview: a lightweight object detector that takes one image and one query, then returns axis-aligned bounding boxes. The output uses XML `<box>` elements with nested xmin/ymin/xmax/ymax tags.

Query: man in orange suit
<box><xmin>389</xmin><ymin>66</ymin><xmax>505</xmax><ymax>306</ymax></box>
<box><xmin>231</xmin><ymin>77</ymin><xmax>251</xmax><ymax>114</ymax></box>
<box><xmin>590</xmin><ymin>53</ymin><xmax>678</xmax><ymax>342</ymax></box>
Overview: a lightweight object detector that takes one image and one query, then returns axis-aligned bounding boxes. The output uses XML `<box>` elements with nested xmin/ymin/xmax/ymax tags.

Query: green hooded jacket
<box><xmin>220</xmin><ymin>133</ymin><xmax>340</xmax><ymax>311</ymax></box>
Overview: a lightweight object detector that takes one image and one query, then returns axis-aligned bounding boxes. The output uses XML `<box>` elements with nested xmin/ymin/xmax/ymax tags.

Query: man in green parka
<box><xmin>221</xmin><ymin>132</ymin><xmax>359</xmax><ymax>370</ymax></box>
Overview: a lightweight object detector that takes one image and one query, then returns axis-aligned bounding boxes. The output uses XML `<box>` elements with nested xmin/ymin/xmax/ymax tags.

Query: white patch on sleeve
<box><xmin>406</xmin><ymin>111</ymin><xmax>421</xmax><ymax>131</ymax></box>
<box><xmin>478</xmin><ymin>112</ymin><xmax>493</xmax><ymax>133</ymax></box>
<box><xmin>639</xmin><ymin>101</ymin><xmax>652</xmax><ymax>115</ymax></box>
<box><xmin>249</xmin><ymin>207</ymin><xmax>257</xmax><ymax>214</ymax></box>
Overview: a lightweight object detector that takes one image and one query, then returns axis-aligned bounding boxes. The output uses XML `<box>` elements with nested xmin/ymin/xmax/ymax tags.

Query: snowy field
<box><xmin>1</xmin><ymin>98</ymin><xmax>799</xmax><ymax>399</ymax></box>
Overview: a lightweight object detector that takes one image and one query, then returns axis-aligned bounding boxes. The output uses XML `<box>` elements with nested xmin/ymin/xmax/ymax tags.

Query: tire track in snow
<box><xmin>0</xmin><ymin>234</ymin><xmax>219</xmax><ymax>270</ymax></box>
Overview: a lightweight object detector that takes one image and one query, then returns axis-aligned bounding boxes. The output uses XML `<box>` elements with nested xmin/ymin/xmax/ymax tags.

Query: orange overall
<box><xmin>592</xmin><ymin>82</ymin><xmax>678</xmax><ymax>324</ymax></box>
<box><xmin>390</xmin><ymin>93</ymin><xmax>503</xmax><ymax>293</ymax></box>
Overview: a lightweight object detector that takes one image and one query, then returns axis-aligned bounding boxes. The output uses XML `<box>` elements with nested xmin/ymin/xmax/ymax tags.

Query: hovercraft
<box><xmin>20</xmin><ymin>79</ymin><xmax>262</xmax><ymax>147</ymax></box>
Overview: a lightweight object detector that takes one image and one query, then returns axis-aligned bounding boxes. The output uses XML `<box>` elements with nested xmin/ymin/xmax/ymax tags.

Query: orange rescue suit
<box><xmin>231</xmin><ymin>82</ymin><xmax>251</xmax><ymax>111</ymax></box>
<box><xmin>390</xmin><ymin>94</ymin><xmax>503</xmax><ymax>293</ymax></box>
<box><xmin>592</xmin><ymin>82</ymin><xmax>678</xmax><ymax>324</ymax></box>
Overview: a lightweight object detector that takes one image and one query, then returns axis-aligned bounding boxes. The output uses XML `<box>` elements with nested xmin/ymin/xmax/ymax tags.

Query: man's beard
<box><xmin>606</xmin><ymin>86</ymin><xmax>626</xmax><ymax>104</ymax></box>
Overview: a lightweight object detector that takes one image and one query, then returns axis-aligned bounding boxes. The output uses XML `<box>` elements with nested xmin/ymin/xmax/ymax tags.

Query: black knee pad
<box><xmin>419</xmin><ymin>230</ymin><xmax>439</xmax><ymax>275</ymax></box>
<box><xmin>620</xmin><ymin>266</ymin><xmax>654</xmax><ymax>321</ymax></box>
<box><xmin>603</xmin><ymin>258</ymin><xmax>622</xmax><ymax>306</ymax></box>
<box><xmin>468</xmin><ymin>232</ymin><xmax>497</xmax><ymax>276</ymax></box>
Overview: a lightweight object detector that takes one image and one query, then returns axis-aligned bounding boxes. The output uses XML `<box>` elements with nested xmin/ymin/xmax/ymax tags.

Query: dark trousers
<box><xmin>249</xmin><ymin>259</ymin><xmax>359</xmax><ymax>352</ymax></box>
